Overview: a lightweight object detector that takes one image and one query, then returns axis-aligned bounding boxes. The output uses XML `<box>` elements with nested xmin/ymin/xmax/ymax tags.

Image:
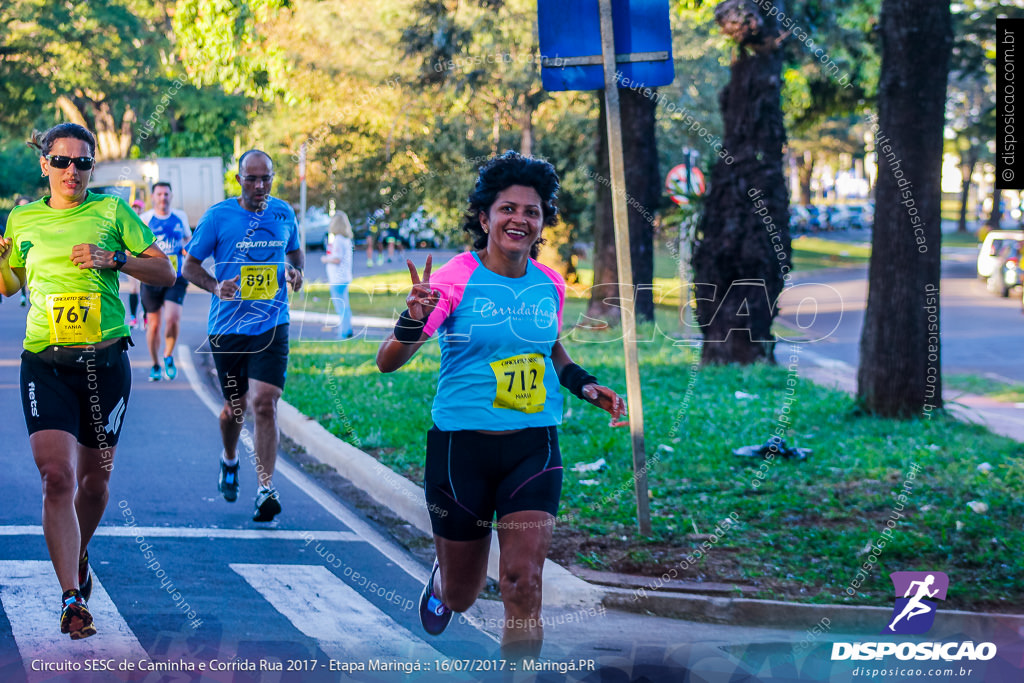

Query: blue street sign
<box><xmin>538</xmin><ymin>0</ymin><xmax>674</xmax><ymax>92</ymax></box>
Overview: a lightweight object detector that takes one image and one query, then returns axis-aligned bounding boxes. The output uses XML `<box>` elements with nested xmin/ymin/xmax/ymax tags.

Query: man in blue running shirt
<box><xmin>139</xmin><ymin>181</ymin><xmax>191</xmax><ymax>382</ymax></box>
<box><xmin>183</xmin><ymin>150</ymin><xmax>303</xmax><ymax>522</ymax></box>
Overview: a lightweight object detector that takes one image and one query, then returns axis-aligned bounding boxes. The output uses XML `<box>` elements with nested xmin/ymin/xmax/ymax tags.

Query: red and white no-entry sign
<box><xmin>666</xmin><ymin>164</ymin><xmax>705</xmax><ymax>205</ymax></box>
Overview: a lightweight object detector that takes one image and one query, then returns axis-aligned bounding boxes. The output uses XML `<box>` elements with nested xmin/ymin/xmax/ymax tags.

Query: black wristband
<box><xmin>394</xmin><ymin>309</ymin><xmax>427</xmax><ymax>345</ymax></box>
<box><xmin>559</xmin><ymin>363</ymin><xmax>598</xmax><ymax>400</ymax></box>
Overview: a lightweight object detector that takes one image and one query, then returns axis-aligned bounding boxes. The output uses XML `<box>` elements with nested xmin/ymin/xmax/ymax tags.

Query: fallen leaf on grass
<box><xmin>967</xmin><ymin>501</ymin><xmax>989</xmax><ymax>514</ymax></box>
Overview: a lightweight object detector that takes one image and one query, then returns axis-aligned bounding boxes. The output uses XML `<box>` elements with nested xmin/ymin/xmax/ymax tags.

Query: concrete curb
<box><xmin>602</xmin><ymin>586</ymin><xmax>1024</xmax><ymax>636</ymax></box>
<box><xmin>277</xmin><ymin>400</ymin><xmax>604</xmax><ymax>610</ymax></box>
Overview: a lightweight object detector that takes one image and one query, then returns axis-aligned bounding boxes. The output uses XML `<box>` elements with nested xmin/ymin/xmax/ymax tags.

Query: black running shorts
<box><xmin>140</xmin><ymin>276</ymin><xmax>188</xmax><ymax>313</ymax></box>
<box><xmin>20</xmin><ymin>341</ymin><xmax>132</xmax><ymax>449</ymax></box>
<box><xmin>210</xmin><ymin>324</ymin><xmax>289</xmax><ymax>401</ymax></box>
<box><xmin>424</xmin><ymin>425</ymin><xmax>563</xmax><ymax>541</ymax></box>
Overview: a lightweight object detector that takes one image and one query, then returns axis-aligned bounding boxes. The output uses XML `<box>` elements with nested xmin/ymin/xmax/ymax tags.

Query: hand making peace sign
<box><xmin>406</xmin><ymin>254</ymin><xmax>440</xmax><ymax>321</ymax></box>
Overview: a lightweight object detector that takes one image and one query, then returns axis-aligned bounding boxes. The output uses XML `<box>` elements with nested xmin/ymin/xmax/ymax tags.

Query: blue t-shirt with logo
<box><xmin>422</xmin><ymin>252</ymin><xmax>566</xmax><ymax>431</ymax></box>
<box><xmin>141</xmin><ymin>209</ymin><xmax>190</xmax><ymax>277</ymax></box>
<box><xmin>187</xmin><ymin>196</ymin><xmax>299</xmax><ymax>336</ymax></box>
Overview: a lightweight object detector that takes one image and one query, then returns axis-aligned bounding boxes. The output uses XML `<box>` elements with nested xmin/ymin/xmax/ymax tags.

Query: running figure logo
<box><xmin>883</xmin><ymin>571</ymin><xmax>949</xmax><ymax>635</ymax></box>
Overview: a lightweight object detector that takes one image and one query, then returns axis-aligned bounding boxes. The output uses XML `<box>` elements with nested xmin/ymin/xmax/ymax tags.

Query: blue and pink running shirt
<box><xmin>424</xmin><ymin>252</ymin><xmax>566</xmax><ymax>431</ymax></box>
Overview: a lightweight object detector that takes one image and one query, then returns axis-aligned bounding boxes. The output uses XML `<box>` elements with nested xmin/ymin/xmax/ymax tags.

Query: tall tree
<box><xmin>857</xmin><ymin>0</ymin><xmax>951</xmax><ymax>416</ymax></box>
<box><xmin>691</xmin><ymin>0</ymin><xmax>790</xmax><ymax>364</ymax></box>
<box><xmin>0</xmin><ymin>0</ymin><xmax>170</xmax><ymax>159</ymax></box>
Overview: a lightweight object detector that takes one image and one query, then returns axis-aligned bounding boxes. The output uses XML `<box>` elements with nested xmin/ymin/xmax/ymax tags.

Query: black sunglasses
<box><xmin>45</xmin><ymin>155</ymin><xmax>95</xmax><ymax>171</ymax></box>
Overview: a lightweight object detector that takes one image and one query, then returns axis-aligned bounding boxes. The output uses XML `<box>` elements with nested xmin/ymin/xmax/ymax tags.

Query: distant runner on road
<box><xmin>376</xmin><ymin>152</ymin><xmax>626</xmax><ymax>659</ymax></box>
<box><xmin>183</xmin><ymin>149</ymin><xmax>303</xmax><ymax>523</ymax></box>
<box><xmin>0</xmin><ymin>123</ymin><xmax>174</xmax><ymax>640</ymax></box>
<box><xmin>139</xmin><ymin>181</ymin><xmax>192</xmax><ymax>382</ymax></box>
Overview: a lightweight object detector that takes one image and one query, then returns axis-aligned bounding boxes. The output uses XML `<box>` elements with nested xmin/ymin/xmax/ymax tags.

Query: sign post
<box><xmin>597</xmin><ymin>0</ymin><xmax>651</xmax><ymax>535</ymax></box>
<box><xmin>539</xmin><ymin>0</ymin><xmax>672</xmax><ymax>535</ymax></box>
<box><xmin>298</xmin><ymin>142</ymin><xmax>308</xmax><ymax>256</ymax></box>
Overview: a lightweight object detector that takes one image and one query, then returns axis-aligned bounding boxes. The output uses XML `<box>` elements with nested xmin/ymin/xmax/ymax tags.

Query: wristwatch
<box><xmin>112</xmin><ymin>250</ymin><xmax>128</xmax><ymax>270</ymax></box>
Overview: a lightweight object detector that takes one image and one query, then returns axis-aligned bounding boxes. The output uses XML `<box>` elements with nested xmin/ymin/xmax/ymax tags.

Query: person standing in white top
<box><xmin>322</xmin><ymin>211</ymin><xmax>354</xmax><ymax>339</ymax></box>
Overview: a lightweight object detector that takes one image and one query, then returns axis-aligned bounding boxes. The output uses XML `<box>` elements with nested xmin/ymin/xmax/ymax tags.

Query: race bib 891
<box><xmin>240</xmin><ymin>264</ymin><xmax>278</xmax><ymax>300</ymax></box>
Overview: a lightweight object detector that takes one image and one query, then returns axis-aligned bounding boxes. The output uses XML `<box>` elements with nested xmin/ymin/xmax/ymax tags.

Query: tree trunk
<box><xmin>492</xmin><ymin>103</ymin><xmax>501</xmax><ymax>156</ymax></box>
<box><xmin>519</xmin><ymin>96</ymin><xmax>533</xmax><ymax>157</ymax></box>
<box><xmin>56</xmin><ymin>95</ymin><xmax>133</xmax><ymax>161</ymax></box>
<box><xmin>691</xmin><ymin>1</ymin><xmax>789</xmax><ymax>365</ymax></box>
<box><xmin>586</xmin><ymin>89</ymin><xmax>659</xmax><ymax>324</ymax></box>
<box><xmin>957</xmin><ymin>154</ymin><xmax>976</xmax><ymax>233</ymax></box>
<box><xmin>988</xmin><ymin>189</ymin><xmax>1002</xmax><ymax>230</ymax></box>
<box><xmin>797</xmin><ymin>151</ymin><xmax>814</xmax><ymax>206</ymax></box>
<box><xmin>857</xmin><ymin>0</ymin><xmax>951</xmax><ymax>417</ymax></box>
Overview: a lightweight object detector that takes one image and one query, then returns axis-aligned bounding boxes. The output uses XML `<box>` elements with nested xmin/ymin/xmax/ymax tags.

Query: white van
<box><xmin>977</xmin><ymin>230</ymin><xmax>1024</xmax><ymax>279</ymax></box>
<box><xmin>89</xmin><ymin>157</ymin><xmax>225</xmax><ymax>226</ymax></box>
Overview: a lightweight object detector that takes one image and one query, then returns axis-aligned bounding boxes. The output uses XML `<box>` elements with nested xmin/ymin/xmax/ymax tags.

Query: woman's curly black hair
<box><xmin>27</xmin><ymin>123</ymin><xmax>97</xmax><ymax>157</ymax></box>
<box><xmin>462</xmin><ymin>151</ymin><xmax>560</xmax><ymax>259</ymax></box>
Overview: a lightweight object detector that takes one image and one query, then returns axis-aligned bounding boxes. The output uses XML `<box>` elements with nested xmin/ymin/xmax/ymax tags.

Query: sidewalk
<box><xmin>793</xmin><ymin>345</ymin><xmax>1024</xmax><ymax>442</ymax></box>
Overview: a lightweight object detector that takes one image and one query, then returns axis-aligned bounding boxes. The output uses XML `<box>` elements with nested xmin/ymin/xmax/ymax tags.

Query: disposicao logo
<box><xmin>884</xmin><ymin>571</ymin><xmax>948</xmax><ymax>635</ymax></box>
<box><xmin>831</xmin><ymin>571</ymin><xmax>997</xmax><ymax>663</ymax></box>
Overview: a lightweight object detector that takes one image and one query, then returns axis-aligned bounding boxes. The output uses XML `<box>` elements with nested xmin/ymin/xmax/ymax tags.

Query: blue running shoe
<box><xmin>164</xmin><ymin>355</ymin><xmax>177</xmax><ymax>380</ymax></box>
<box><xmin>148</xmin><ymin>365</ymin><xmax>161</xmax><ymax>382</ymax></box>
<box><xmin>219</xmin><ymin>460</ymin><xmax>239</xmax><ymax>502</ymax></box>
<box><xmin>419</xmin><ymin>559</ymin><xmax>452</xmax><ymax>636</ymax></box>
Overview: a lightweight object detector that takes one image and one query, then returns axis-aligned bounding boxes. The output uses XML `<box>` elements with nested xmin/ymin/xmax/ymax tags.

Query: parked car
<box><xmin>988</xmin><ymin>239</ymin><xmax>1024</xmax><ymax>297</ymax></box>
<box><xmin>826</xmin><ymin>205</ymin><xmax>867</xmax><ymax>231</ymax></box>
<box><xmin>977</xmin><ymin>229</ymin><xmax>1024</xmax><ymax>279</ymax></box>
<box><xmin>297</xmin><ymin>206</ymin><xmax>331</xmax><ymax>250</ymax></box>
<box><xmin>399</xmin><ymin>206</ymin><xmax>442</xmax><ymax>248</ymax></box>
<box><xmin>823</xmin><ymin>205</ymin><xmax>848</xmax><ymax>230</ymax></box>
<box><xmin>789</xmin><ymin>205</ymin><xmax>822</xmax><ymax>233</ymax></box>
<box><xmin>789</xmin><ymin>206</ymin><xmax>810</xmax><ymax>233</ymax></box>
<box><xmin>804</xmin><ymin>205</ymin><xmax>825</xmax><ymax>232</ymax></box>
<box><xmin>843</xmin><ymin>203</ymin><xmax>873</xmax><ymax>230</ymax></box>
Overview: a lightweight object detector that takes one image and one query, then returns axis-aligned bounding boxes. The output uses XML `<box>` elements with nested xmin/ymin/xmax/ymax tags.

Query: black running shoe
<box><xmin>59</xmin><ymin>589</ymin><xmax>96</xmax><ymax>640</ymax></box>
<box><xmin>419</xmin><ymin>559</ymin><xmax>452</xmax><ymax>636</ymax></box>
<box><xmin>252</xmin><ymin>487</ymin><xmax>281</xmax><ymax>522</ymax></box>
<box><xmin>78</xmin><ymin>550</ymin><xmax>92</xmax><ymax>602</ymax></box>
<box><xmin>218</xmin><ymin>460</ymin><xmax>239</xmax><ymax>502</ymax></box>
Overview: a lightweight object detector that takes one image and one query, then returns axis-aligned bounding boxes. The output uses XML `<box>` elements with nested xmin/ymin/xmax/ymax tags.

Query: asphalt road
<box><xmin>778</xmin><ymin>248</ymin><xmax>1024</xmax><ymax>384</ymax></box>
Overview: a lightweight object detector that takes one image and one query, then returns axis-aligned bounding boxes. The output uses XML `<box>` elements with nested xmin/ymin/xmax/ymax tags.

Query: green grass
<box><xmin>942</xmin><ymin>230</ymin><xmax>981</xmax><ymax>247</ymax></box>
<box><xmin>790</xmin><ymin>236</ymin><xmax>870</xmax><ymax>270</ymax></box>
<box><xmin>947</xmin><ymin>373</ymin><xmax>1024</xmax><ymax>403</ymax></box>
<box><xmin>285</xmin><ymin>332</ymin><xmax>1024</xmax><ymax>610</ymax></box>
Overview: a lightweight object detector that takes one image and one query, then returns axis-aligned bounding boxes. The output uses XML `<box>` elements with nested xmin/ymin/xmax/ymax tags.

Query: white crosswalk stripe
<box><xmin>231</xmin><ymin>563</ymin><xmax>447</xmax><ymax>662</ymax></box>
<box><xmin>0</xmin><ymin>561</ymin><xmax>149</xmax><ymax>679</ymax></box>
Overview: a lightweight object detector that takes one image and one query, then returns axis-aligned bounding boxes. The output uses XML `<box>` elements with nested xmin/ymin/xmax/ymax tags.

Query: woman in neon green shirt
<box><xmin>0</xmin><ymin>123</ymin><xmax>174</xmax><ymax>640</ymax></box>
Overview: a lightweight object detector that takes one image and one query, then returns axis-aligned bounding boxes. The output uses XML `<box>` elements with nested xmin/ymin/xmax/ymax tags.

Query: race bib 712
<box><xmin>490</xmin><ymin>353</ymin><xmax>546</xmax><ymax>413</ymax></box>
